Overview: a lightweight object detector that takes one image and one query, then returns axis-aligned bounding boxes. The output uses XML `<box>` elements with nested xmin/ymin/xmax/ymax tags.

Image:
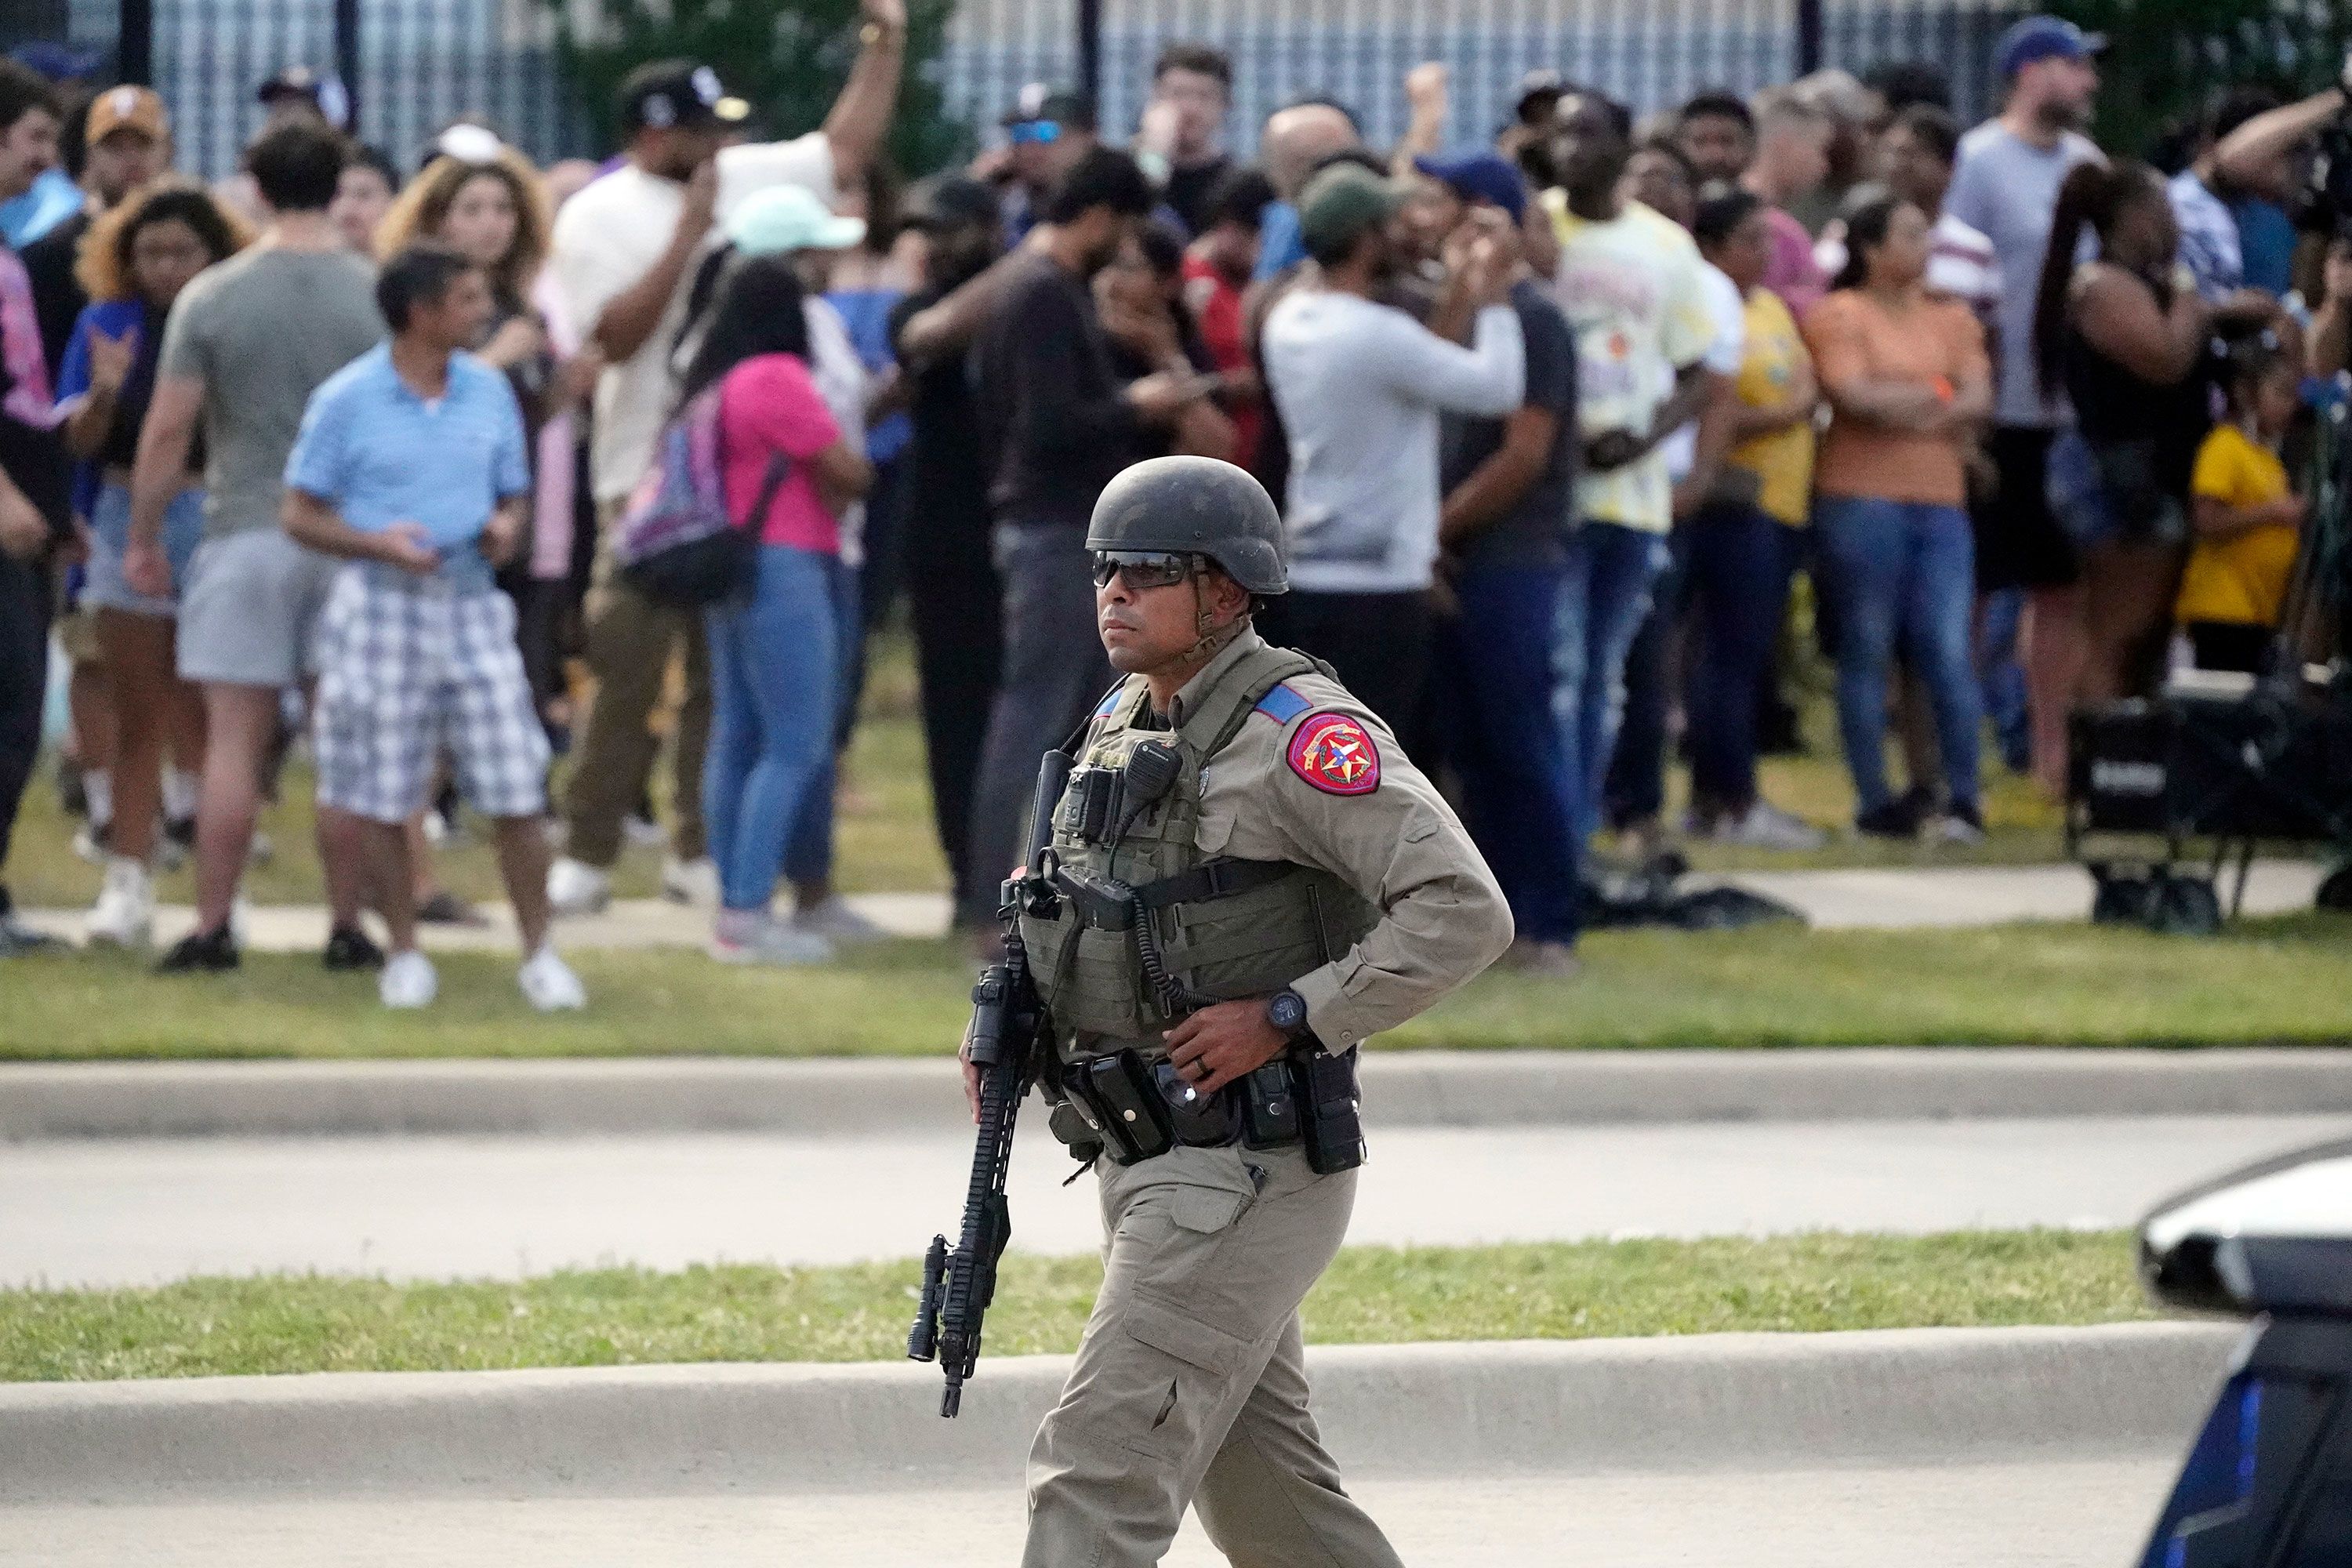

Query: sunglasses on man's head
<box><xmin>1091</xmin><ymin>551</ymin><xmax>1199</xmax><ymax>591</ymax></box>
<box><xmin>1008</xmin><ymin>120</ymin><xmax>1063</xmax><ymax>145</ymax></box>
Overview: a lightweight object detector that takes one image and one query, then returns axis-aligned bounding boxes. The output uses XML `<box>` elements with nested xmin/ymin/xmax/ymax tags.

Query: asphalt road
<box><xmin>3</xmin><ymin>1114</ymin><xmax>2338</xmax><ymax>1287</ymax></box>
<box><xmin>0</xmin><ymin>1456</ymin><xmax>2177</xmax><ymax>1566</ymax></box>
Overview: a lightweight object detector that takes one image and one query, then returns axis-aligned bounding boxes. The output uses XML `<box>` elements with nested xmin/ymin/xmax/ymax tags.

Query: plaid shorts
<box><xmin>314</xmin><ymin>566</ymin><xmax>550</xmax><ymax>824</ymax></box>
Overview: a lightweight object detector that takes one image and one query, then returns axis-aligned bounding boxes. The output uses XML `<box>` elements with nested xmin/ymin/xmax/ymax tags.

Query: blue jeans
<box><xmin>1977</xmin><ymin>586</ymin><xmax>2031</xmax><ymax>775</ymax></box>
<box><xmin>1439</xmin><ymin>561</ymin><xmax>1581</xmax><ymax>945</ymax></box>
<box><xmin>782</xmin><ymin>554</ymin><xmax>860</xmax><ymax>888</ymax></box>
<box><xmin>1554</xmin><ymin>521</ymin><xmax>1670</xmax><ymax>846</ymax></box>
<box><xmin>1813</xmin><ymin>497</ymin><xmax>1983</xmax><ymax>815</ymax></box>
<box><xmin>1684</xmin><ymin>504</ymin><xmax>1799</xmax><ymax>814</ymax></box>
<box><xmin>703</xmin><ymin>545</ymin><xmax>838</xmax><ymax>913</ymax></box>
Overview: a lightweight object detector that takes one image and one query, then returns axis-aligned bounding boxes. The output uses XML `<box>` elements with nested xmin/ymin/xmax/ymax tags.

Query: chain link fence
<box><xmin>942</xmin><ymin>0</ymin><xmax>2018</xmax><ymax>154</ymax></box>
<box><xmin>5</xmin><ymin>0</ymin><xmax>2014</xmax><ymax>179</ymax></box>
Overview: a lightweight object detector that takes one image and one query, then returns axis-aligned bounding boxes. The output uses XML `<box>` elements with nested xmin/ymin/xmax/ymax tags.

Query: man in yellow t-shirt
<box><xmin>1544</xmin><ymin>89</ymin><xmax>1722</xmax><ymax>845</ymax></box>
<box><xmin>2176</xmin><ymin>410</ymin><xmax>2301</xmax><ymax>675</ymax></box>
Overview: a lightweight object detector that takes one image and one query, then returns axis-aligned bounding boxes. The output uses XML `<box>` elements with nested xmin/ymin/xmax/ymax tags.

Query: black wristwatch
<box><xmin>1265</xmin><ymin>989</ymin><xmax>1311</xmax><ymax>1040</ymax></box>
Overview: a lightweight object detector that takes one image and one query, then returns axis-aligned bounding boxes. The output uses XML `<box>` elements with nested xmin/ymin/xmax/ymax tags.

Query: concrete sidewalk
<box><xmin>14</xmin><ymin>859</ymin><xmax>2329</xmax><ymax>951</ymax></box>
<box><xmin>0</xmin><ymin>1325</ymin><xmax>2237</xmax><ymax>1503</ymax></box>
<box><xmin>5</xmin><ymin>1114</ymin><xmax>2333</xmax><ymax>1286</ymax></box>
<box><xmin>0</xmin><ymin>1459</ymin><xmax>2180</xmax><ymax>1568</ymax></box>
<box><xmin>11</xmin><ymin>1047</ymin><xmax>2352</xmax><ymax>1141</ymax></box>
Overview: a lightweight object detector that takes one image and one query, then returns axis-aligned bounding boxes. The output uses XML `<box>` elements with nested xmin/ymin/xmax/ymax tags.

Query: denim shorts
<box><xmin>81</xmin><ymin>482</ymin><xmax>204</xmax><ymax>617</ymax></box>
<box><xmin>2045</xmin><ymin>427</ymin><xmax>2188</xmax><ymax>553</ymax></box>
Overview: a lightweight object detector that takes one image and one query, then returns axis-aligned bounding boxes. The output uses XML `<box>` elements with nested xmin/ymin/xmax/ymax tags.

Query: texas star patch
<box><xmin>1286</xmin><ymin>712</ymin><xmax>1381</xmax><ymax>795</ymax></box>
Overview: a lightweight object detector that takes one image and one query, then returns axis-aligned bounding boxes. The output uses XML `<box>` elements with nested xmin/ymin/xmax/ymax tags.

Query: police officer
<box><xmin>967</xmin><ymin>455</ymin><xmax>1513</xmax><ymax>1566</ymax></box>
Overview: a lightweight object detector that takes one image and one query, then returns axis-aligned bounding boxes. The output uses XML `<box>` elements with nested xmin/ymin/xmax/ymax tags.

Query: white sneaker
<box><xmin>379</xmin><ymin>949</ymin><xmax>438</xmax><ymax>1010</ymax></box>
<box><xmin>710</xmin><ymin>913</ymin><xmax>834</xmax><ymax>967</ymax></box>
<box><xmin>662</xmin><ymin>855</ymin><xmax>721</xmax><ymax>908</ymax></box>
<box><xmin>1713</xmin><ymin>801</ymin><xmax>1827</xmax><ymax>852</ymax></box>
<box><xmin>546</xmin><ymin>856</ymin><xmax>613</xmax><ymax>916</ymax></box>
<box><xmin>790</xmin><ymin>895</ymin><xmax>888</xmax><ymax>945</ymax></box>
<box><xmin>85</xmin><ymin>858</ymin><xmax>154</xmax><ymax>948</ymax></box>
<box><xmin>518</xmin><ymin>946</ymin><xmax>587</xmax><ymax>1011</ymax></box>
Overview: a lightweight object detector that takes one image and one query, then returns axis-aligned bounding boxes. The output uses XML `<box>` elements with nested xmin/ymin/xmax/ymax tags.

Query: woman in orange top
<box><xmin>1802</xmin><ymin>191</ymin><xmax>1994</xmax><ymax>841</ymax></box>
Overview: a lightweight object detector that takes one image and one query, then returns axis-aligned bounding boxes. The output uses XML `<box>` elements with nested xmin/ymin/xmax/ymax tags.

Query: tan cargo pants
<box><xmin>1023</xmin><ymin>1142</ymin><xmax>1401</xmax><ymax>1567</ymax></box>
<box><xmin>562</xmin><ymin>501</ymin><xmax>710</xmax><ymax>868</ymax></box>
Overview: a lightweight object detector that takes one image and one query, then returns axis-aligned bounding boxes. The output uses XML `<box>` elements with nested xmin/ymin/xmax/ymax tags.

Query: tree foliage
<box><xmin>543</xmin><ymin>0</ymin><xmax>964</xmax><ymax>178</ymax></box>
<box><xmin>2052</xmin><ymin>0</ymin><xmax>2352</xmax><ymax>160</ymax></box>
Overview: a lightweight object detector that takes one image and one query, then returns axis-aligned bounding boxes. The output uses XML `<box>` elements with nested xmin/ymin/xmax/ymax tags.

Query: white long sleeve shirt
<box><xmin>1261</xmin><ymin>291</ymin><xmax>1524</xmax><ymax>593</ymax></box>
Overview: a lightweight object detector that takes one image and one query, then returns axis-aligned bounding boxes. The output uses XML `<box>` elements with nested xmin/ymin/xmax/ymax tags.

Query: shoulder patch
<box><xmin>1094</xmin><ymin>686</ymin><xmax>1124</xmax><ymax>718</ymax></box>
<box><xmin>1253</xmin><ymin>682</ymin><xmax>1312</xmax><ymax>725</ymax></box>
<box><xmin>1286</xmin><ymin>711</ymin><xmax>1381</xmax><ymax>796</ymax></box>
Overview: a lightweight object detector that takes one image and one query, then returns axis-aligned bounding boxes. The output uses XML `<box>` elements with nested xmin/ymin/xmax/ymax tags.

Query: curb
<box><xmin>6</xmin><ymin>1048</ymin><xmax>2352</xmax><ymax>1140</ymax></box>
<box><xmin>0</xmin><ymin>1323</ymin><xmax>2235</xmax><ymax>1502</ymax></box>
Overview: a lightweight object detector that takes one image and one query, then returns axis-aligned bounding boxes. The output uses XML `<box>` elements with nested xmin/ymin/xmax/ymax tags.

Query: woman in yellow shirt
<box><xmin>1685</xmin><ymin>188</ymin><xmax>1821</xmax><ymax>847</ymax></box>
<box><xmin>2176</xmin><ymin>342</ymin><xmax>2302</xmax><ymax>673</ymax></box>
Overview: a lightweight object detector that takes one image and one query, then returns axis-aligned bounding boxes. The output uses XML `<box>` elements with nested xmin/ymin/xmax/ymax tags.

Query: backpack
<box><xmin>612</xmin><ymin>382</ymin><xmax>790</xmax><ymax>607</ymax></box>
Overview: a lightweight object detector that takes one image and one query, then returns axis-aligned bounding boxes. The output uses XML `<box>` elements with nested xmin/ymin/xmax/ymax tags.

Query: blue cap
<box><xmin>1995</xmin><ymin>16</ymin><xmax>2105</xmax><ymax>78</ymax></box>
<box><xmin>7</xmin><ymin>42</ymin><xmax>102</xmax><ymax>82</ymax></box>
<box><xmin>1411</xmin><ymin>148</ymin><xmax>1528</xmax><ymax>223</ymax></box>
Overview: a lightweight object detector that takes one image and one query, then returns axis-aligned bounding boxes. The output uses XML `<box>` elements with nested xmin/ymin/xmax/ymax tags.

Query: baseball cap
<box><xmin>85</xmin><ymin>85</ymin><xmax>168</xmax><ymax>144</ymax></box>
<box><xmin>8</xmin><ymin>42</ymin><xmax>101</xmax><ymax>82</ymax></box>
<box><xmin>1298</xmin><ymin>162</ymin><xmax>1405</xmax><ymax>257</ymax></box>
<box><xmin>1002</xmin><ymin>82</ymin><xmax>1096</xmax><ymax>132</ymax></box>
<box><xmin>1413</xmin><ymin>147</ymin><xmax>1528</xmax><ymax>223</ymax></box>
<box><xmin>725</xmin><ymin>183</ymin><xmax>867</xmax><ymax>256</ymax></box>
<box><xmin>616</xmin><ymin>60</ymin><xmax>750</xmax><ymax>135</ymax></box>
<box><xmin>1995</xmin><ymin>16</ymin><xmax>2105</xmax><ymax>78</ymax></box>
<box><xmin>901</xmin><ymin>172</ymin><xmax>1000</xmax><ymax>231</ymax></box>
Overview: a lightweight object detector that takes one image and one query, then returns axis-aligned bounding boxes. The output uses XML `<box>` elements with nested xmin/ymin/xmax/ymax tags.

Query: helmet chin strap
<box><xmin>1181</xmin><ymin>572</ymin><xmax>1248</xmax><ymax>662</ymax></box>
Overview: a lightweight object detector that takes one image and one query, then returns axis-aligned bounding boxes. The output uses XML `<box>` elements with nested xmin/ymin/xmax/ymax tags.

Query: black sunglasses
<box><xmin>1090</xmin><ymin>550</ymin><xmax>1200</xmax><ymax>591</ymax></box>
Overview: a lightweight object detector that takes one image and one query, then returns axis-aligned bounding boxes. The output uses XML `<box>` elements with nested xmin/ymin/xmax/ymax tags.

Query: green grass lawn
<box><xmin>6</xmin><ymin>631</ymin><xmax>2080</xmax><ymax>918</ymax></box>
<box><xmin>0</xmin><ymin>1229</ymin><xmax>2151</xmax><ymax>1382</ymax></box>
<box><xmin>8</xmin><ymin>914</ymin><xmax>2349</xmax><ymax>1058</ymax></box>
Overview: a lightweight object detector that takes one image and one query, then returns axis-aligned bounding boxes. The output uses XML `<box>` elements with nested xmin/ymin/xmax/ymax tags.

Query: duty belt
<box><xmin>1046</xmin><ymin>1044</ymin><xmax>1367</xmax><ymax>1175</ymax></box>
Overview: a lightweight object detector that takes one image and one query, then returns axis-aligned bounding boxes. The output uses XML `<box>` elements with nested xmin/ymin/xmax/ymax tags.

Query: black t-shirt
<box><xmin>22</xmin><ymin>209</ymin><xmax>89</xmax><ymax>385</ymax></box>
<box><xmin>1162</xmin><ymin>154</ymin><xmax>1234</xmax><ymax>238</ymax></box>
<box><xmin>888</xmin><ymin>285</ymin><xmax>995</xmax><ymax>571</ymax></box>
<box><xmin>1440</xmin><ymin>279</ymin><xmax>1580</xmax><ymax>569</ymax></box>
<box><xmin>1105</xmin><ymin>315</ymin><xmax>1218</xmax><ymax>463</ymax></box>
<box><xmin>971</xmin><ymin>253</ymin><xmax>1142</xmax><ymax>530</ymax></box>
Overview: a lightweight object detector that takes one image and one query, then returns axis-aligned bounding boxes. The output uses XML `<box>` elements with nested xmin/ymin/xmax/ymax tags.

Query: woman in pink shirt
<box><xmin>677</xmin><ymin>256</ymin><xmax>873</xmax><ymax>963</ymax></box>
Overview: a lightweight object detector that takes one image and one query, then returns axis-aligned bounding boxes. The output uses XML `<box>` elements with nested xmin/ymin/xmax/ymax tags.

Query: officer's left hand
<box><xmin>1164</xmin><ymin>1001</ymin><xmax>1289</xmax><ymax>1095</ymax></box>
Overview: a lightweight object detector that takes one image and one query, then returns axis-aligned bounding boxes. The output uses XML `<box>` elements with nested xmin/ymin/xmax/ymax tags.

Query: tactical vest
<box><xmin>1019</xmin><ymin>644</ymin><xmax>1380</xmax><ymax>1063</ymax></box>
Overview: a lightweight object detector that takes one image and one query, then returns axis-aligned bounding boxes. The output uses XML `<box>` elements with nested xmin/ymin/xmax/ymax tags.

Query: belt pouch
<box><xmin>1150</xmin><ymin>1058</ymin><xmax>1243</xmax><ymax>1146</ymax></box>
<box><xmin>1241</xmin><ymin>1060</ymin><xmax>1303</xmax><ymax>1149</ymax></box>
<box><xmin>1082</xmin><ymin>1052</ymin><xmax>1174</xmax><ymax>1164</ymax></box>
<box><xmin>1295</xmin><ymin>1047</ymin><xmax>1367</xmax><ymax>1174</ymax></box>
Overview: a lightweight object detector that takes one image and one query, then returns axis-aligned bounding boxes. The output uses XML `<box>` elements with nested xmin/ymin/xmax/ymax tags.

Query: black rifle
<box><xmin>908</xmin><ymin>748</ymin><xmax>1072</xmax><ymax>1417</ymax></box>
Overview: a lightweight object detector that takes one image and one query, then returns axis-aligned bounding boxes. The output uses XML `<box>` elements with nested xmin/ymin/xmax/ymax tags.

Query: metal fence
<box><xmin>942</xmin><ymin>0</ymin><xmax>2019</xmax><ymax>155</ymax></box>
<box><xmin>5</xmin><ymin>0</ymin><xmax>2014</xmax><ymax>180</ymax></box>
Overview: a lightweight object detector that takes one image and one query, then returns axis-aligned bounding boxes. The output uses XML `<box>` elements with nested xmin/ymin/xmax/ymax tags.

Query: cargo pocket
<box><xmin>1113</xmin><ymin>1297</ymin><xmax>1255</xmax><ymax>1460</ymax></box>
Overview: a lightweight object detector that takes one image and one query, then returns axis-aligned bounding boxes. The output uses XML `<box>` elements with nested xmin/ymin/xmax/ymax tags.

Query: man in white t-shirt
<box><xmin>1544</xmin><ymin>92</ymin><xmax>1721</xmax><ymax>849</ymax></box>
<box><xmin>544</xmin><ymin>5</ymin><xmax>903</xmax><ymax>916</ymax></box>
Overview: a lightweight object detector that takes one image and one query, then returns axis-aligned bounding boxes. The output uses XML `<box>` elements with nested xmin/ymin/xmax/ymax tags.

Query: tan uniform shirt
<box><xmin>1152</xmin><ymin>628</ymin><xmax>1515</xmax><ymax>1048</ymax></box>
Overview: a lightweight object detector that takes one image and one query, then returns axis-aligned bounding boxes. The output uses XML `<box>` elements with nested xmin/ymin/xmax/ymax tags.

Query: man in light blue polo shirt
<box><xmin>283</xmin><ymin>241</ymin><xmax>586</xmax><ymax>1014</ymax></box>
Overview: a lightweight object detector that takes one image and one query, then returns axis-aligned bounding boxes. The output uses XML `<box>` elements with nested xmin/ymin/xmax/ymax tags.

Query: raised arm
<box><xmin>821</xmin><ymin>0</ymin><xmax>909</xmax><ymax>192</ymax></box>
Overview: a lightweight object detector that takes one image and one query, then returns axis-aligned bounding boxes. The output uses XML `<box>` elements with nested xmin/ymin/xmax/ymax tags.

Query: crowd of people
<box><xmin>0</xmin><ymin>11</ymin><xmax>2343</xmax><ymax>993</ymax></box>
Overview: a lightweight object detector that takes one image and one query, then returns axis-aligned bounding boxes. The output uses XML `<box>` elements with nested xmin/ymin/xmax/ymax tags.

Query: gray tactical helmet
<box><xmin>1086</xmin><ymin>456</ymin><xmax>1289</xmax><ymax>596</ymax></box>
